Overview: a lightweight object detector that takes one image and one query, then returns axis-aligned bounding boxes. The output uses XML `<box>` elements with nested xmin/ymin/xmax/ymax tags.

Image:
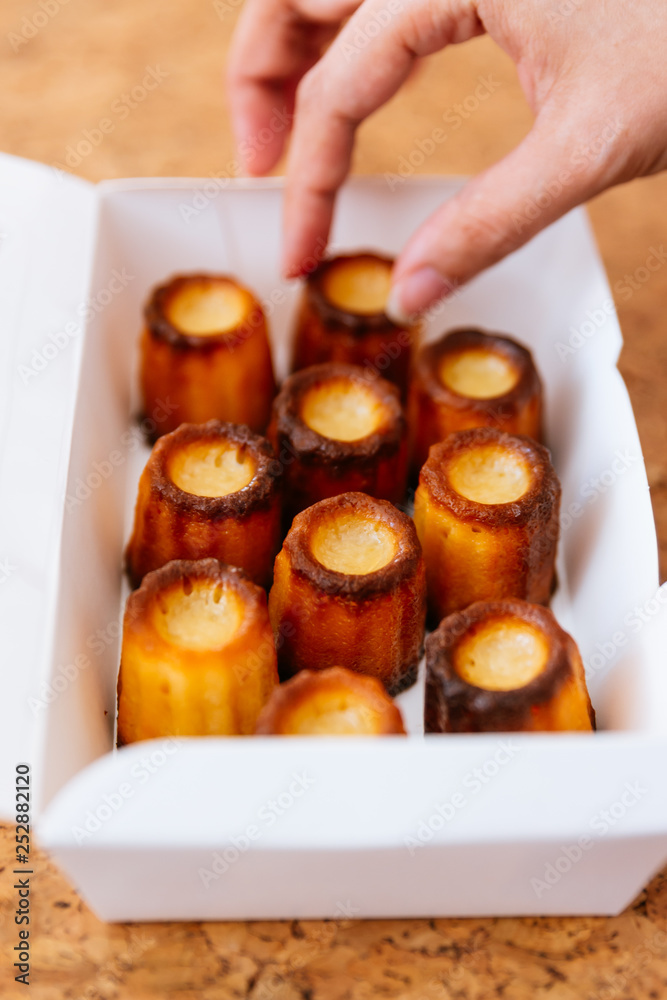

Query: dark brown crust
<box><xmin>306</xmin><ymin>252</ymin><xmax>398</xmax><ymax>332</ymax></box>
<box><xmin>284</xmin><ymin>492</ymin><xmax>422</xmax><ymax>600</ymax></box>
<box><xmin>254</xmin><ymin>667</ymin><xmax>406</xmax><ymax>735</ymax></box>
<box><xmin>125</xmin><ymin>557</ymin><xmax>266</xmax><ymax>620</ymax></box>
<box><xmin>271</xmin><ymin>362</ymin><xmax>405</xmax><ymax>467</ymax></box>
<box><xmin>139</xmin><ymin>420</ymin><xmax>280</xmax><ymax>519</ymax></box>
<box><xmin>424</xmin><ymin>599</ymin><xmax>596</xmax><ymax>732</ymax></box>
<box><xmin>420</xmin><ymin>428</ymin><xmax>560</xmax><ymax>529</ymax></box>
<box><xmin>144</xmin><ymin>273</ymin><xmax>265</xmax><ymax>350</ymax></box>
<box><xmin>415</xmin><ymin>327</ymin><xmax>542</xmax><ymax>421</ymax></box>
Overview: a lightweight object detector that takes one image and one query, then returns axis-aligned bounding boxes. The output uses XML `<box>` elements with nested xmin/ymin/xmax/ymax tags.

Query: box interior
<box><xmin>38</xmin><ymin>178</ymin><xmax>664</xmax><ymax>814</ymax></box>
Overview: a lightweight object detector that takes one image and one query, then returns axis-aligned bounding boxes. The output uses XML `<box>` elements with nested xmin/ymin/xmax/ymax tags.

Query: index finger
<box><xmin>227</xmin><ymin>0</ymin><xmax>361</xmax><ymax>175</ymax></box>
<box><xmin>282</xmin><ymin>0</ymin><xmax>484</xmax><ymax>275</ymax></box>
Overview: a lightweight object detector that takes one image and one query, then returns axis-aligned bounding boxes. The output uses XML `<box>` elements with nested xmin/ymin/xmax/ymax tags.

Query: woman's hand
<box><xmin>228</xmin><ymin>0</ymin><xmax>667</xmax><ymax>319</ymax></box>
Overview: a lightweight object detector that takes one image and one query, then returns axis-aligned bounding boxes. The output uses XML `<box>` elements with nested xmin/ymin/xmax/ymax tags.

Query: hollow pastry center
<box><xmin>284</xmin><ymin>692</ymin><xmax>380</xmax><ymax>735</ymax></box>
<box><xmin>300</xmin><ymin>378</ymin><xmax>388</xmax><ymax>442</ymax></box>
<box><xmin>447</xmin><ymin>443</ymin><xmax>532</xmax><ymax>504</ymax></box>
<box><xmin>322</xmin><ymin>257</ymin><xmax>392</xmax><ymax>315</ymax></box>
<box><xmin>154</xmin><ymin>579</ymin><xmax>243</xmax><ymax>651</ymax></box>
<box><xmin>168</xmin><ymin>441</ymin><xmax>256</xmax><ymax>497</ymax></box>
<box><xmin>165</xmin><ymin>280</ymin><xmax>248</xmax><ymax>336</ymax></box>
<box><xmin>454</xmin><ymin>617</ymin><xmax>550</xmax><ymax>691</ymax></box>
<box><xmin>310</xmin><ymin>513</ymin><xmax>398</xmax><ymax>574</ymax></box>
<box><xmin>439</xmin><ymin>348</ymin><xmax>519</xmax><ymax>399</ymax></box>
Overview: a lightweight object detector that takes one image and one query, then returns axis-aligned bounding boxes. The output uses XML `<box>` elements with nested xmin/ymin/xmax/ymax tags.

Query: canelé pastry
<box><xmin>268</xmin><ymin>362</ymin><xmax>408</xmax><ymax>516</ymax></box>
<box><xmin>408</xmin><ymin>328</ymin><xmax>543</xmax><ymax>473</ymax></box>
<box><xmin>268</xmin><ymin>492</ymin><xmax>426</xmax><ymax>694</ymax></box>
<box><xmin>125</xmin><ymin>421</ymin><xmax>281</xmax><ymax>589</ymax></box>
<box><xmin>425</xmin><ymin>600</ymin><xmax>595</xmax><ymax>732</ymax></box>
<box><xmin>140</xmin><ymin>273</ymin><xmax>275</xmax><ymax>436</ymax></box>
<box><xmin>292</xmin><ymin>253</ymin><xmax>420</xmax><ymax>396</ymax></box>
<box><xmin>414</xmin><ymin>427</ymin><xmax>560</xmax><ymax>621</ymax></box>
<box><xmin>255</xmin><ymin>667</ymin><xmax>406</xmax><ymax>735</ymax></box>
<box><xmin>117</xmin><ymin>559</ymin><xmax>278</xmax><ymax>743</ymax></box>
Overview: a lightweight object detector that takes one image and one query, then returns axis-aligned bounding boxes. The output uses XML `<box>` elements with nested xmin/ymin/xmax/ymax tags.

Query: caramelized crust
<box><xmin>408</xmin><ymin>328</ymin><xmax>543</xmax><ymax>474</ymax></box>
<box><xmin>268</xmin><ymin>362</ymin><xmax>408</xmax><ymax>516</ymax></box>
<box><xmin>125</xmin><ymin>421</ymin><xmax>281</xmax><ymax>589</ymax></box>
<box><xmin>414</xmin><ymin>428</ymin><xmax>560</xmax><ymax>622</ymax></box>
<box><xmin>140</xmin><ymin>273</ymin><xmax>276</xmax><ymax>436</ymax></box>
<box><xmin>425</xmin><ymin>600</ymin><xmax>595</xmax><ymax>732</ymax></box>
<box><xmin>268</xmin><ymin>492</ymin><xmax>426</xmax><ymax>694</ymax></box>
<box><xmin>117</xmin><ymin>559</ymin><xmax>278</xmax><ymax>743</ymax></box>
<box><xmin>255</xmin><ymin>667</ymin><xmax>406</xmax><ymax>735</ymax></box>
<box><xmin>291</xmin><ymin>253</ymin><xmax>420</xmax><ymax>396</ymax></box>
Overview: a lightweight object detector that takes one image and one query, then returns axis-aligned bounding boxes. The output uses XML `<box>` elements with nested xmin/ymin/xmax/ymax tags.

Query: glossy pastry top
<box><xmin>305</xmin><ymin>253</ymin><xmax>399</xmax><ymax>330</ymax></box>
<box><xmin>300</xmin><ymin>374</ymin><xmax>390</xmax><ymax>442</ymax></box>
<box><xmin>419</xmin><ymin>427</ymin><xmax>559</xmax><ymax>527</ymax></box>
<box><xmin>416</xmin><ymin>327</ymin><xmax>541</xmax><ymax>407</ymax></box>
<box><xmin>453</xmin><ymin>614</ymin><xmax>550</xmax><ymax>691</ymax></box>
<box><xmin>145</xmin><ymin>273</ymin><xmax>262</xmax><ymax>347</ymax></box>
<box><xmin>152</xmin><ymin>574</ymin><xmax>245</xmax><ymax>651</ymax></box>
<box><xmin>144</xmin><ymin>420</ymin><xmax>279</xmax><ymax>517</ymax></box>
<box><xmin>271</xmin><ymin>363</ymin><xmax>405</xmax><ymax>462</ymax></box>
<box><xmin>282</xmin><ymin>491</ymin><xmax>422</xmax><ymax>598</ymax></box>
<box><xmin>320</xmin><ymin>254</ymin><xmax>393</xmax><ymax>316</ymax></box>
<box><xmin>438</xmin><ymin>348</ymin><xmax>519</xmax><ymax>399</ymax></box>
<box><xmin>425</xmin><ymin>598</ymin><xmax>595</xmax><ymax>731</ymax></box>
<box><xmin>255</xmin><ymin>667</ymin><xmax>406</xmax><ymax>735</ymax></box>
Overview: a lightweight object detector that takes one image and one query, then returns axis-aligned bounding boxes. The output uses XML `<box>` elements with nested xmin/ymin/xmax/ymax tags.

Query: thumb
<box><xmin>386</xmin><ymin>109</ymin><xmax>623</xmax><ymax>321</ymax></box>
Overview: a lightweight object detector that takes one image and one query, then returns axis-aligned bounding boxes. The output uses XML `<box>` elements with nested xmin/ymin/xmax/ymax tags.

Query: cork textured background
<box><xmin>1</xmin><ymin>0</ymin><xmax>666</xmax><ymax>996</ymax></box>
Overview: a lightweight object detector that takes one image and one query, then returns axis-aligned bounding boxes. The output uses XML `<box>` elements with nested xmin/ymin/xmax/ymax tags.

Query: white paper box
<box><xmin>1</xmin><ymin>153</ymin><xmax>666</xmax><ymax>920</ymax></box>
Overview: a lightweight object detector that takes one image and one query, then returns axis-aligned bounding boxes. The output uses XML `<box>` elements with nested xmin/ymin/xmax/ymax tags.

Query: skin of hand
<box><xmin>227</xmin><ymin>0</ymin><xmax>667</xmax><ymax>321</ymax></box>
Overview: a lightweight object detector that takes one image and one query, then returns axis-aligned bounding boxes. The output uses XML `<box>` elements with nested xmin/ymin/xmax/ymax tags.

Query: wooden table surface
<box><xmin>1</xmin><ymin>1</ymin><xmax>666</xmax><ymax>996</ymax></box>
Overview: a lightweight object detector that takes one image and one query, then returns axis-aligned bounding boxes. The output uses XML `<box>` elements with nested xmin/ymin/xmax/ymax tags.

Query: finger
<box><xmin>386</xmin><ymin>104</ymin><xmax>627</xmax><ymax>320</ymax></box>
<box><xmin>282</xmin><ymin>0</ymin><xmax>484</xmax><ymax>276</ymax></box>
<box><xmin>227</xmin><ymin>0</ymin><xmax>361</xmax><ymax>175</ymax></box>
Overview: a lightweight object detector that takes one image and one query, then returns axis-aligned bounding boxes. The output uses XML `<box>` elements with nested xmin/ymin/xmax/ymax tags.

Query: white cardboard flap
<box><xmin>0</xmin><ymin>154</ymin><xmax>96</xmax><ymax>819</ymax></box>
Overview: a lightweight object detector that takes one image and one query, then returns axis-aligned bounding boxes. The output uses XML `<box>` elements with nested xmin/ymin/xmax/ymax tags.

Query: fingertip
<box><xmin>386</xmin><ymin>266</ymin><xmax>453</xmax><ymax>323</ymax></box>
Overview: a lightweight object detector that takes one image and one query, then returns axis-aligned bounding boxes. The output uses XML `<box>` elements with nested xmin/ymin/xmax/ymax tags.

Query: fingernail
<box><xmin>386</xmin><ymin>267</ymin><xmax>451</xmax><ymax>324</ymax></box>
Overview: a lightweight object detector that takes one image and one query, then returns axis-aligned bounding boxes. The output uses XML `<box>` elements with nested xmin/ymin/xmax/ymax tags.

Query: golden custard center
<box><xmin>447</xmin><ymin>443</ymin><xmax>532</xmax><ymax>505</ymax></box>
<box><xmin>165</xmin><ymin>280</ymin><xmax>249</xmax><ymax>336</ymax></box>
<box><xmin>301</xmin><ymin>378</ymin><xmax>388</xmax><ymax>442</ymax></box>
<box><xmin>454</xmin><ymin>616</ymin><xmax>550</xmax><ymax>691</ymax></box>
<box><xmin>439</xmin><ymin>348</ymin><xmax>519</xmax><ymax>400</ymax></box>
<box><xmin>168</xmin><ymin>441</ymin><xmax>256</xmax><ymax>498</ymax></box>
<box><xmin>153</xmin><ymin>579</ymin><xmax>244</xmax><ymax>651</ymax></box>
<box><xmin>310</xmin><ymin>513</ymin><xmax>398</xmax><ymax>575</ymax></box>
<box><xmin>322</xmin><ymin>257</ymin><xmax>392</xmax><ymax>315</ymax></box>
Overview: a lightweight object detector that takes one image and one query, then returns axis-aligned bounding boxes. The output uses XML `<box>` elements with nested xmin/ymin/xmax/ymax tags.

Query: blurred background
<box><xmin>1</xmin><ymin>0</ymin><xmax>666</xmax><ymax>575</ymax></box>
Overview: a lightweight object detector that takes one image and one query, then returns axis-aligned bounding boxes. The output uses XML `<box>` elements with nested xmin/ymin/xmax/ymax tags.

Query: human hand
<box><xmin>228</xmin><ymin>0</ymin><xmax>667</xmax><ymax>319</ymax></box>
